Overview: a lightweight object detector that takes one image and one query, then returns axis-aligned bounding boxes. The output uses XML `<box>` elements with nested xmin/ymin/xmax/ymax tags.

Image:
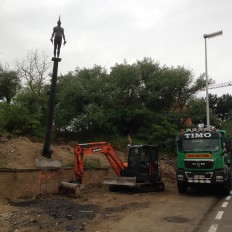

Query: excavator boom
<box><xmin>74</xmin><ymin>142</ymin><xmax>126</xmax><ymax>183</ymax></box>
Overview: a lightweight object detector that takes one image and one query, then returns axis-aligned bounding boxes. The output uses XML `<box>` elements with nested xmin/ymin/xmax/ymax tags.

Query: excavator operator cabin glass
<box><xmin>128</xmin><ymin>147</ymin><xmax>138</xmax><ymax>174</ymax></box>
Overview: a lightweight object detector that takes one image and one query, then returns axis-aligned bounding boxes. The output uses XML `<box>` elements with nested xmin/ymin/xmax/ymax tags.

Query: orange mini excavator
<box><xmin>60</xmin><ymin>142</ymin><xmax>164</xmax><ymax>195</ymax></box>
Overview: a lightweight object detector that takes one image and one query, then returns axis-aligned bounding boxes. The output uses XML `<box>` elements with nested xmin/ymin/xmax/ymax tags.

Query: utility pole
<box><xmin>203</xmin><ymin>30</ymin><xmax>222</xmax><ymax>130</ymax></box>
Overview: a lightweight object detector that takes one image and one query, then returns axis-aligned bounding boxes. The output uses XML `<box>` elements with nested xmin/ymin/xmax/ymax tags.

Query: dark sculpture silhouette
<box><xmin>43</xmin><ymin>17</ymin><xmax>65</xmax><ymax>158</ymax></box>
<box><xmin>50</xmin><ymin>16</ymin><xmax>66</xmax><ymax>58</ymax></box>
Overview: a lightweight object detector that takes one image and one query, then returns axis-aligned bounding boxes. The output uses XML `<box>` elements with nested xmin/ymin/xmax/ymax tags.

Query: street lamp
<box><xmin>203</xmin><ymin>30</ymin><xmax>223</xmax><ymax>130</ymax></box>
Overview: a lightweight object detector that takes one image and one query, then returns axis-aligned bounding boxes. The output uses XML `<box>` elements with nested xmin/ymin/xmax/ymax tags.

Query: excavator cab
<box><xmin>126</xmin><ymin>145</ymin><xmax>160</xmax><ymax>183</ymax></box>
<box><xmin>105</xmin><ymin>144</ymin><xmax>164</xmax><ymax>191</ymax></box>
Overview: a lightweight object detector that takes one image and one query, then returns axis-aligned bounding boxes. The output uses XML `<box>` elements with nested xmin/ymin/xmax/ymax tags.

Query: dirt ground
<box><xmin>0</xmin><ymin>135</ymin><xmax>74</xmax><ymax>169</ymax></box>
<box><xmin>0</xmin><ymin>135</ymin><xmax>176</xmax><ymax>232</ymax></box>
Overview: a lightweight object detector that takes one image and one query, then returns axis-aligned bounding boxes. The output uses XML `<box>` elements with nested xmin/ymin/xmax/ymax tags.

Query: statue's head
<box><xmin>57</xmin><ymin>16</ymin><xmax>61</xmax><ymax>25</ymax></box>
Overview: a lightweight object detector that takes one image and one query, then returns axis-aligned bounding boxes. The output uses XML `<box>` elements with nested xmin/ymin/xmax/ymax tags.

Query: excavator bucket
<box><xmin>59</xmin><ymin>182</ymin><xmax>85</xmax><ymax>197</ymax></box>
<box><xmin>103</xmin><ymin>176</ymin><xmax>137</xmax><ymax>187</ymax></box>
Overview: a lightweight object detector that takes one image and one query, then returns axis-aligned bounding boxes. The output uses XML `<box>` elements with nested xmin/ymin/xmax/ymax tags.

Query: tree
<box><xmin>0</xmin><ymin>103</ymin><xmax>30</xmax><ymax>133</ymax></box>
<box><xmin>54</xmin><ymin>58</ymin><xmax>211</xmax><ymax>145</ymax></box>
<box><xmin>16</xmin><ymin>49</ymin><xmax>52</xmax><ymax>95</ymax></box>
<box><xmin>137</xmin><ymin>112</ymin><xmax>178</xmax><ymax>148</ymax></box>
<box><xmin>221</xmin><ymin>120</ymin><xmax>232</xmax><ymax>139</ymax></box>
<box><xmin>109</xmin><ymin>60</ymin><xmax>141</xmax><ymax>108</ymax></box>
<box><xmin>0</xmin><ymin>64</ymin><xmax>20</xmax><ymax>104</ymax></box>
<box><xmin>9</xmin><ymin>49</ymin><xmax>52</xmax><ymax>135</ymax></box>
<box><xmin>210</xmin><ymin>94</ymin><xmax>232</xmax><ymax>122</ymax></box>
<box><xmin>136</xmin><ymin>58</ymin><xmax>206</xmax><ymax>114</ymax></box>
<box><xmin>55</xmin><ymin>65</ymin><xmax>110</xmax><ymax>134</ymax></box>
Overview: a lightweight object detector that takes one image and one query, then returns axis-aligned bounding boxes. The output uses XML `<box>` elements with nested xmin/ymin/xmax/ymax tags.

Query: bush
<box><xmin>0</xmin><ymin>103</ymin><xmax>44</xmax><ymax>136</ymax></box>
<box><xmin>84</xmin><ymin>158</ymin><xmax>101</xmax><ymax>169</ymax></box>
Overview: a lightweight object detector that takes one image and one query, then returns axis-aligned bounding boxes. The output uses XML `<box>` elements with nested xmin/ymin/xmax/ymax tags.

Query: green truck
<box><xmin>175</xmin><ymin>128</ymin><xmax>231</xmax><ymax>195</ymax></box>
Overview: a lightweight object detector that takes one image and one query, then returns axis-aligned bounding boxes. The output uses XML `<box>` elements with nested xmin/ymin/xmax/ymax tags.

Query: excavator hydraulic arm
<box><xmin>74</xmin><ymin>142</ymin><xmax>126</xmax><ymax>183</ymax></box>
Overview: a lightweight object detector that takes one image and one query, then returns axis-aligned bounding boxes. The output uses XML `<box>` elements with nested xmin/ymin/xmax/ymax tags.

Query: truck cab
<box><xmin>175</xmin><ymin>128</ymin><xmax>231</xmax><ymax>195</ymax></box>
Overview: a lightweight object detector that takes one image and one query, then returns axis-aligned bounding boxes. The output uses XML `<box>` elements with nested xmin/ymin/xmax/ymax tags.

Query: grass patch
<box><xmin>0</xmin><ymin>160</ymin><xmax>7</xmax><ymax>168</ymax></box>
<box><xmin>84</xmin><ymin>158</ymin><xmax>101</xmax><ymax>169</ymax></box>
<box><xmin>62</xmin><ymin>158</ymin><xmax>102</xmax><ymax>169</ymax></box>
<box><xmin>62</xmin><ymin>160</ymin><xmax>74</xmax><ymax>168</ymax></box>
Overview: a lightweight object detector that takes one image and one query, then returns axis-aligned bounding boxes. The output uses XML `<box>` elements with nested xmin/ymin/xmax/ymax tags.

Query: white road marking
<box><xmin>215</xmin><ymin>211</ymin><xmax>224</xmax><ymax>220</ymax></box>
<box><xmin>208</xmin><ymin>224</ymin><xmax>218</xmax><ymax>232</ymax></box>
<box><xmin>222</xmin><ymin>202</ymin><xmax>228</xmax><ymax>208</ymax></box>
<box><xmin>209</xmin><ymin>192</ymin><xmax>231</xmax><ymax>232</ymax></box>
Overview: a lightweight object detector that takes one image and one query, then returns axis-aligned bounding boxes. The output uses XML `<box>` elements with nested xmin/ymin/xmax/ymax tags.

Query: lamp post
<box><xmin>203</xmin><ymin>30</ymin><xmax>222</xmax><ymax>130</ymax></box>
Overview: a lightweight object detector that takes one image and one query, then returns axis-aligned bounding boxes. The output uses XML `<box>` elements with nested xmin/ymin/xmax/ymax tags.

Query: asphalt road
<box><xmin>196</xmin><ymin>191</ymin><xmax>232</xmax><ymax>232</ymax></box>
<box><xmin>110</xmin><ymin>187</ymin><xmax>231</xmax><ymax>232</ymax></box>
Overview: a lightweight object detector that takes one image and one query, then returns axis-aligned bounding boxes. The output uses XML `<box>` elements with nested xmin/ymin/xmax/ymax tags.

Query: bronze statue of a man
<box><xmin>50</xmin><ymin>17</ymin><xmax>66</xmax><ymax>58</ymax></box>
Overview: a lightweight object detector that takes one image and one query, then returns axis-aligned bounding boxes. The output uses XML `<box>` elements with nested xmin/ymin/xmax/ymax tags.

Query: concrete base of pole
<box><xmin>35</xmin><ymin>159</ymin><xmax>61</xmax><ymax>168</ymax></box>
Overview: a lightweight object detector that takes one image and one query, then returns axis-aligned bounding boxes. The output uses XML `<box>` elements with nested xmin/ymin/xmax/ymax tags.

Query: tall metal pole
<box><xmin>42</xmin><ymin>57</ymin><xmax>61</xmax><ymax>158</ymax></box>
<box><xmin>203</xmin><ymin>30</ymin><xmax>222</xmax><ymax>130</ymax></box>
<box><xmin>204</xmin><ymin>38</ymin><xmax>210</xmax><ymax>130</ymax></box>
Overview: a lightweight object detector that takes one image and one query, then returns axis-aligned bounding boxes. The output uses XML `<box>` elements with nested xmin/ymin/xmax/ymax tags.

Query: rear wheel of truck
<box><xmin>222</xmin><ymin>179</ymin><xmax>231</xmax><ymax>196</ymax></box>
<box><xmin>177</xmin><ymin>182</ymin><xmax>188</xmax><ymax>194</ymax></box>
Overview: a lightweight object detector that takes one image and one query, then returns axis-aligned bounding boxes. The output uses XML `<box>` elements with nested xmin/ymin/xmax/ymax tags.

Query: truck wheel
<box><xmin>222</xmin><ymin>179</ymin><xmax>231</xmax><ymax>196</ymax></box>
<box><xmin>177</xmin><ymin>182</ymin><xmax>188</xmax><ymax>194</ymax></box>
<box><xmin>157</xmin><ymin>183</ymin><xmax>165</xmax><ymax>192</ymax></box>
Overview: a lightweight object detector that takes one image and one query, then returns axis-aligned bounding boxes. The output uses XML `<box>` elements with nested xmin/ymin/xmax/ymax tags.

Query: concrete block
<box><xmin>35</xmin><ymin>159</ymin><xmax>61</xmax><ymax>168</ymax></box>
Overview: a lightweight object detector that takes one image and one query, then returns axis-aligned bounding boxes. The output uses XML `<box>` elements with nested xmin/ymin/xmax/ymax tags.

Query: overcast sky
<box><xmin>1</xmin><ymin>0</ymin><xmax>232</xmax><ymax>96</ymax></box>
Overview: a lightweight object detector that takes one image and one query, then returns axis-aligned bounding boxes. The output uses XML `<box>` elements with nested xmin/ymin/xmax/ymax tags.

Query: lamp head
<box><xmin>203</xmin><ymin>31</ymin><xmax>223</xmax><ymax>39</ymax></box>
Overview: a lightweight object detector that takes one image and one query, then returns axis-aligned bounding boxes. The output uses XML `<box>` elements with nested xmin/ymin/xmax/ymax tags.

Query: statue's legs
<box><xmin>54</xmin><ymin>44</ymin><xmax>57</xmax><ymax>57</ymax></box>
<box><xmin>54</xmin><ymin>38</ymin><xmax>62</xmax><ymax>57</ymax></box>
<box><xmin>57</xmin><ymin>43</ymin><xmax>61</xmax><ymax>58</ymax></box>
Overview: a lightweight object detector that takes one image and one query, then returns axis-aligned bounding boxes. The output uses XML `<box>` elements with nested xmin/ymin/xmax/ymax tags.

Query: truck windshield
<box><xmin>178</xmin><ymin>138</ymin><xmax>219</xmax><ymax>152</ymax></box>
